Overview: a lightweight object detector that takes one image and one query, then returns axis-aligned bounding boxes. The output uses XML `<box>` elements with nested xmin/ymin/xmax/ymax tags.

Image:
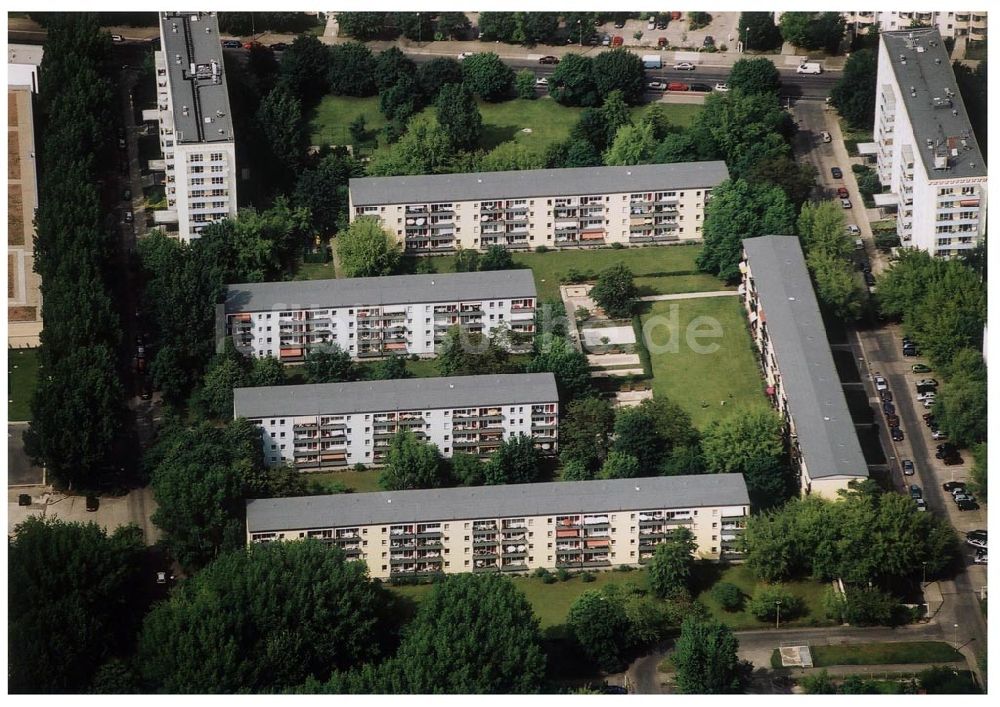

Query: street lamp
<box><xmin>775</xmin><ymin>599</ymin><xmax>782</xmax><ymax>629</ymax></box>
<box><xmin>954</xmin><ymin>623</ymin><xmax>959</xmax><ymax>649</ymax></box>
<box><xmin>744</xmin><ymin>26</ymin><xmax>751</xmax><ymax>52</ymax></box>
<box><xmin>577</xmin><ymin>19</ymin><xmax>582</xmax><ymax>47</ymax></box>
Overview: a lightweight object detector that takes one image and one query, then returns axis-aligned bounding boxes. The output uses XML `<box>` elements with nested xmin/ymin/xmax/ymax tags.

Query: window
<box><xmin>211</xmin><ymin>165</ymin><xmax>224</xmax><ymax>173</ymax></box>
<box><xmin>210</xmin><ymin>152</ymin><xmax>223</xmax><ymax>161</ymax></box>
<box><xmin>190</xmin><ymin>165</ymin><xmax>204</xmax><ymax>174</ymax></box>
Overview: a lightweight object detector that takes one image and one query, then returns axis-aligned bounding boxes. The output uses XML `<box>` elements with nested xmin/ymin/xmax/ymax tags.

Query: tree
<box><xmin>435</xmin><ymin>82</ymin><xmax>482</xmax><ymax>150</ymax></box>
<box><xmin>808</xmin><ymin>252</ymin><xmax>865</xmax><ymax>322</ymax></box>
<box><xmin>453</xmin><ymin>246</ymin><xmax>481</xmax><ymax>272</ymax></box>
<box><xmin>747</xmin><ymin>585</ymin><xmax>804</xmax><ymax>622</ymax></box>
<box><xmin>477</xmin><ymin>12</ymin><xmax>519</xmax><ymax>43</ymax></box>
<box><xmin>598</xmin><ymin>451</ymin><xmax>641</xmax><ymax>479</ymax></box>
<box><xmin>698</xmin><ymin>179</ymin><xmax>797</xmax><ymax>281</ymax></box>
<box><xmin>933</xmin><ymin>370</ymin><xmax>987</xmax><ymax>447</ymax></box>
<box><xmin>558</xmin><ymin>396</ymin><xmax>615</xmax><ymax>471</ymax></box>
<box><xmin>378</xmin><ymin>430</ymin><xmax>449</xmax><ymax>490</ymax></box>
<box><xmin>367</xmin><ymin>355</ymin><xmax>411</xmax><ymax>381</ymax></box>
<box><xmin>515</xmin><ymin>69</ymin><xmax>537</xmax><ymax>99</ymax></box>
<box><xmin>802</xmin><ymin>670</ymin><xmax>837</xmax><ymax>694</ymax></box>
<box><xmin>305</xmin><ymin>344</ymin><xmax>357</xmax><ymax>384</ymax></box>
<box><xmin>567</xmin><ymin>590</ymin><xmax>633</xmax><ymax>672</ymax></box>
<box><xmin>745</xmin><ymin>154</ymin><xmax>817</xmax><ymax>209</ymax></box>
<box><xmin>831</xmin><ymin>49</ymin><xmax>876</xmax><ymax>129</ymax></box>
<box><xmin>570</xmin><ymin>106</ymin><xmax>612</xmax><ymax>152</ymax></box>
<box><xmin>378</xmin><ymin>73</ymin><xmax>421</xmax><ymax>124</ymax></box>
<box><xmin>367</xmin><ymin>114</ymin><xmax>455</xmax><ymax>177</ymax></box>
<box><xmin>648</xmin><ymin>528</ymin><xmax>697</xmax><ymax>599</ymax></box>
<box><xmin>592</xmin><ymin>49</ymin><xmax>646</xmax><ymax>105</ymax></box>
<box><xmin>293</xmin><ymin>150</ymin><xmax>362</xmax><ymax>236</ymax></box>
<box><xmin>327</xmin><ymin>41</ymin><xmax>376</xmax><ymax>97</ymax></box>
<box><xmin>337</xmin><ymin>216</ymin><xmax>401</xmax><ymax>277</ymax></box>
<box><xmin>480</xmin><ymin>243</ymin><xmax>515</xmax><ymax>270</ymax></box>
<box><xmin>736</xmin><ymin>11</ymin><xmax>783</xmax><ymax>51</ymax></box>
<box><xmin>484</xmin><ymin>434</ymin><xmax>542</xmax><ymax>485</ymax></box>
<box><xmin>278</xmin><ymin>33</ymin><xmax>330</xmax><ymax>106</ymax></box>
<box><xmin>393</xmin><ymin>12</ymin><xmax>433</xmax><ymax>42</ymax></box>
<box><xmin>192</xmin><ymin>339</ymin><xmax>250</xmax><ymax>419</ymax></box>
<box><xmin>590</xmin><ymin>262</ymin><xmax>638</xmax><ymax>318</ymax></box>
<box><xmin>611</xmin><ymin>405</ymin><xmax>662</xmax><ymax>475</ymax></box>
<box><xmin>526</xmin><ymin>333</ymin><xmax>594</xmax><ymax>402</ymax></box>
<box><xmin>780</xmin><ymin>12</ymin><xmax>845</xmax><ymax>52</ymax></box>
<box><xmin>461</xmin><ymin>52</ymin><xmax>514</xmax><ymax>102</ymax></box>
<box><xmin>257</xmin><ymin>83</ymin><xmax>307</xmax><ymax>172</ymax></box>
<box><xmin>842</xmin><ymin>586</ymin><xmax>903</xmax><ymax>626</ymax></box>
<box><xmin>604</xmin><ymin>121</ymin><xmax>658</xmax><ymax>166</ymax></box>
<box><xmin>138</xmin><ymin>541</ymin><xmax>395</xmax><ymax>692</ymax></box>
<box><xmin>436</xmin><ymin>12</ymin><xmax>470</xmax><ymax>40</ymax></box>
<box><xmin>517</xmin><ymin>12</ymin><xmax>560</xmax><ymax>45</ymax></box>
<box><xmin>969</xmin><ymin>442</ymin><xmax>987</xmax><ymax>501</ymax></box>
<box><xmin>700</xmin><ymin>408</ymin><xmax>791</xmax><ymax>508</ymax></box>
<box><xmin>388</xmin><ymin>574</ymin><xmax>546</xmax><ymax>693</ymax></box>
<box><xmin>672</xmin><ymin>618</ymin><xmax>746</xmax><ymax>694</ymax></box>
<box><xmin>436</xmin><ymin>325</ymin><xmax>510</xmax><ymax>376</ymax></box>
<box><xmin>89</xmin><ymin>658</ymin><xmax>142</xmax><ymax>694</ymax></box>
<box><xmin>450</xmin><ymin>452</ymin><xmax>485</xmax><ymax>486</ymax></box>
<box><xmin>549</xmin><ymin>54</ymin><xmax>599</xmax><ymax>107</ymax></box>
<box><xmin>480</xmin><ymin>142</ymin><xmax>544</xmax><ymax>172</ymax></box>
<box><xmin>711</xmin><ymin>582</ymin><xmax>745</xmax><ymax>612</ymax></box>
<box><xmin>336</xmin><ymin>12</ymin><xmax>387</xmax><ymax>41</ymax></box>
<box><xmin>562</xmin><ymin>138</ymin><xmax>603</xmax><ymax>167</ymax></box>
<box><xmin>416</xmin><ymin>57</ymin><xmax>464</xmax><ymax>101</ymax></box>
<box><xmin>639</xmin><ymin>103</ymin><xmax>675</xmax><ymax>141</ymax></box>
<box><xmin>9</xmin><ymin>518</ymin><xmax>145</xmax><ymax>694</ymax></box>
<box><xmin>728</xmin><ymin>57</ymin><xmax>781</xmax><ymax>96</ymax></box>
<box><xmin>599</xmin><ymin>89</ymin><xmax>633</xmax><ymax>145</ymax></box>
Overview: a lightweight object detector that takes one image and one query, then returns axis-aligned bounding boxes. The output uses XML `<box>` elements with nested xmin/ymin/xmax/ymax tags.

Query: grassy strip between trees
<box><xmin>694</xmin><ymin>565</ymin><xmax>833</xmax><ymax>630</ymax></box>
<box><xmin>771</xmin><ymin>642</ymin><xmax>963</xmax><ymax>668</ymax></box>
<box><xmin>8</xmin><ymin>348</ymin><xmax>40</xmax><ymax>422</ymax></box>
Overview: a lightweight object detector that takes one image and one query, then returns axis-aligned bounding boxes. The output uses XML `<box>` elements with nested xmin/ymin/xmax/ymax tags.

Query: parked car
<box><xmin>821</xmin><ymin>131</ymin><xmax>832</xmax><ymax>143</ymax></box>
<box><xmin>123</xmin><ymin>210</ymin><xmax>134</xmax><ymax>224</ymax></box>
<box><xmin>908</xmin><ymin>484</ymin><xmax>922</xmax><ymax>499</ymax></box>
<box><xmin>656</xmin><ymin>20</ymin><xmax>668</xmax><ymax>30</ymax></box>
<box><xmin>601</xmin><ymin>34</ymin><xmax>611</xmax><ymax>46</ymax></box>
<box><xmin>912</xmin><ymin>363</ymin><xmax>932</xmax><ymax>373</ymax></box>
<box><xmin>243</xmin><ymin>41</ymin><xmax>263</xmax><ymax>50</ymax></box>
<box><xmin>916</xmin><ymin>378</ymin><xmax>939</xmax><ymax>388</ymax></box>
<box><xmin>943</xmin><ymin>481</ymin><xmax>966</xmax><ymax>493</ymax></box>
<box><xmin>972</xmin><ymin>549</ymin><xmax>987</xmax><ymax>563</ymax></box>
<box><xmin>882</xmin><ymin>401</ymin><xmax>895</xmax><ymax>415</ymax></box>
<box><xmin>269</xmin><ymin>42</ymin><xmax>288</xmax><ymax>51</ymax></box>
<box><xmin>903</xmin><ymin>345</ymin><xmax>919</xmax><ymax>357</ymax></box>
<box><xmin>874</xmin><ymin>375</ymin><xmax>888</xmax><ymax>391</ymax></box>
<box><xmin>902</xmin><ymin>459</ymin><xmax>915</xmax><ymax>476</ymax></box>
<box><xmin>914</xmin><ymin>498</ymin><xmax>927</xmax><ymax>512</ymax></box>
<box><xmin>942</xmin><ymin>454</ymin><xmax>965</xmax><ymax>466</ymax></box>
<box><xmin>837</xmin><ymin>187</ymin><xmax>849</xmax><ymax>198</ymax></box>
<box><xmin>879</xmin><ymin>389</ymin><xmax>893</xmax><ymax>402</ymax></box>
<box><xmin>886</xmin><ymin>414</ymin><xmax>900</xmax><ymax>428</ymax></box>
<box><xmin>612</xmin><ymin>36</ymin><xmax>624</xmax><ymax>47</ymax></box>
<box><xmin>674</xmin><ymin>62</ymin><xmax>696</xmax><ymax>70</ymax></box>
<box><xmin>614</xmin><ymin>19</ymin><xmax>626</xmax><ymax>28</ymax></box>
<box><xmin>841</xmin><ymin>198</ymin><xmax>852</xmax><ymax>209</ymax></box>
<box><xmin>891</xmin><ymin>427</ymin><xmax>904</xmax><ymax>441</ymax></box>
<box><xmin>703</xmin><ymin>35</ymin><xmax>715</xmax><ymax>47</ymax></box>
<box><xmin>916</xmin><ymin>391</ymin><xmax>936</xmax><ymax>402</ymax></box>
<box><xmin>864</xmin><ymin>272</ymin><xmax>876</xmax><ymax>287</ymax></box>
<box><xmin>648</xmin><ymin>18</ymin><xmax>657</xmax><ymax>31</ymax></box>
<box><xmin>957</xmin><ymin>499</ymin><xmax>979</xmax><ymax>511</ymax></box>
<box><xmin>847</xmin><ymin>225</ymin><xmax>861</xmax><ymax>236</ymax></box>
<box><xmin>953</xmin><ymin>493</ymin><xmax>976</xmax><ymax>504</ymax></box>
<box><xmin>667</xmin><ymin>82</ymin><xmax>689</xmax><ymax>92</ymax></box>
<box><xmin>86</xmin><ymin>495</ymin><xmax>100</xmax><ymax>511</ymax></box>
<box><xmin>713</xmin><ymin>82</ymin><xmax>730</xmax><ymax>92</ymax></box>
<box><xmin>831</xmin><ymin>166</ymin><xmax>843</xmax><ymax>179</ymax></box>
<box><xmin>965</xmin><ymin>530</ymin><xmax>987</xmax><ymax>548</ymax></box>
<box><xmin>689</xmin><ymin>83</ymin><xmax>712</xmax><ymax>92</ymax></box>
<box><xmin>950</xmin><ymin>487</ymin><xmax>969</xmax><ymax>499</ymax></box>
<box><xmin>111</xmin><ymin>34</ymin><xmax>124</xmax><ymax>43</ymax></box>
<box><xmin>538</xmin><ymin>55</ymin><xmax>559</xmax><ymax>64</ymax></box>
<box><xmin>221</xmin><ymin>39</ymin><xmax>242</xmax><ymax>48</ymax></box>
<box><xmin>931</xmin><ymin>429</ymin><xmax>948</xmax><ymax>440</ymax></box>
<box><xmin>658</xmin><ymin>37</ymin><xmax>667</xmax><ymax>48</ymax></box>
<box><xmin>135</xmin><ymin>356</ymin><xmax>147</xmax><ymax>375</ymax></box>
<box><xmin>457</xmin><ymin>52</ymin><xmax>476</xmax><ymax>60</ymax></box>
<box><xmin>648</xmin><ymin>81</ymin><xmax>666</xmax><ymax>90</ymax></box>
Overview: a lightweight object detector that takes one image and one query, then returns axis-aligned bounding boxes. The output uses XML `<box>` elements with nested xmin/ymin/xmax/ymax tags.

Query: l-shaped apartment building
<box><xmin>246</xmin><ymin>474</ymin><xmax>750</xmax><ymax>578</ymax></box>
<box><xmin>234</xmin><ymin>373</ymin><xmax>559</xmax><ymax>470</ymax></box>
<box><xmin>741</xmin><ymin>236</ymin><xmax>869</xmax><ymax>499</ymax></box>
<box><xmin>219</xmin><ymin>270</ymin><xmax>537</xmax><ymax>362</ymax></box>
<box><xmin>348</xmin><ymin>161</ymin><xmax>729</xmax><ymax>253</ymax></box>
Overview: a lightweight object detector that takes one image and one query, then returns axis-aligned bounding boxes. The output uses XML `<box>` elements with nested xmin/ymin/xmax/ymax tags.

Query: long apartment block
<box><xmin>873</xmin><ymin>29</ymin><xmax>986</xmax><ymax>257</ymax></box>
<box><xmin>842</xmin><ymin>11</ymin><xmax>985</xmax><ymax>43</ymax></box>
<box><xmin>740</xmin><ymin>236</ymin><xmax>869</xmax><ymax>499</ymax></box>
<box><xmin>146</xmin><ymin>11</ymin><xmax>238</xmax><ymax>242</ymax></box>
<box><xmin>219</xmin><ymin>270</ymin><xmax>537</xmax><ymax>362</ymax></box>
<box><xmin>234</xmin><ymin>373</ymin><xmax>559</xmax><ymax>470</ymax></box>
<box><xmin>348</xmin><ymin>162</ymin><xmax>729</xmax><ymax>253</ymax></box>
<box><xmin>246</xmin><ymin>474</ymin><xmax>750</xmax><ymax>579</ymax></box>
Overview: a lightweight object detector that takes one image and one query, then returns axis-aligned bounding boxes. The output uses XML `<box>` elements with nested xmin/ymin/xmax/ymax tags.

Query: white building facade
<box><xmin>245</xmin><ymin>474</ymin><xmax>751</xmax><ymax>579</ymax></box>
<box><xmin>220</xmin><ymin>270</ymin><xmax>537</xmax><ymax>362</ymax></box>
<box><xmin>149</xmin><ymin>11</ymin><xmax>238</xmax><ymax>241</ymax></box>
<box><xmin>234</xmin><ymin>373</ymin><xmax>559</xmax><ymax>470</ymax></box>
<box><xmin>349</xmin><ymin>162</ymin><xmax>729</xmax><ymax>253</ymax></box>
<box><xmin>843</xmin><ymin>11</ymin><xmax>986</xmax><ymax>42</ymax></box>
<box><xmin>874</xmin><ymin>29</ymin><xmax>986</xmax><ymax>257</ymax></box>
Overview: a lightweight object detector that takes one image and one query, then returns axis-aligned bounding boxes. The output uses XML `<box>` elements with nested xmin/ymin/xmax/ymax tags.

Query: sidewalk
<box><xmin>638</xmin><ymin>290</ymin><xmax>737</xmax><ymax>302</ymax></box>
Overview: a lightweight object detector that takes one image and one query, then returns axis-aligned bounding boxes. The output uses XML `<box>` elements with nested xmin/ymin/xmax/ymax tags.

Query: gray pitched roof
<box><xmin>742</xmin><ymin>236</ymin><xmax>868</xmax><ymax>480</ymax></box>
<box><xmin>349</xmin><ymin>161</ymin><xmax>730</xmax><ymax>206</ymax></box>
<box><xmin>160</xmin><ymin>12</ymin><xmax>234</xmax><ymax>145</ymax></box>
<box><xmin>225</xmin><ymin>270</ymin><xmax>537</xmax><ymax>314</ymax></box>
<box><xmin>234</xmin><ymin>373</ymin><xmax>559</xmax><ymax>419</ymax></box>
<box><xmin>246</xmin><ymin>473</ymin><xmax>750</xmax><ymax>532</ymax></box>
<box><xmin>881</xmin><ymin>29</ymin><xmax>985</xmax><ymax>181</ymax></box>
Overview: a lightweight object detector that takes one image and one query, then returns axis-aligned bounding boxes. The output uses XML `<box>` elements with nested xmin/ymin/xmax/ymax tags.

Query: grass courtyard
<box><xmin>640</xmin><ymin>297</ymin><xmax>766</xmax><ymax>429</ymax></box>
<box><xmin>808</xmin><ymin>642</ymin><xmax>963</xmax><ymax>668</ymax></box>
<box><xmin>309</xmin><ymin>95</ymin><xmax>704</xmax><ymax>156</ymax></box>
<box><xmin>8</xmin><ymin>347</ymin><xmax>40</xmax><ymax>422</ymax></box>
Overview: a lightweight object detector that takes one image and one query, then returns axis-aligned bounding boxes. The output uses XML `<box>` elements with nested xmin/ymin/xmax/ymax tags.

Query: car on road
<box><xmin>840</xmin><ymin>198</ymin><xmax>852</xmax><ymax>209</ymax></box>
<box><xmin>122</xmin><ymin>188</ymin><xmax>131</xmax><ymax>201</ymax></box>
<box><xmin>916</xmin><ymin>378</ymin><xmax>939</xmax><ymax>388</ymax></box>
<box><xmin>891</xmin><ymin>427</ymin><xmax>904</xmax><ymax>441</ymax></box>
<box><xmin>837</xmin><ymin>187</ymin><xmax>849</xmax><ymax>199</ymax></box>
<box><xmin>538</xmin><ymin>55</ymin><xmax>559</xmax><ymax>64</ymax></box>
<box><xmin>140</xmin><ymin>376</ymin><xmax>153</xmax><ymax>401</ymax></box>
<box><xmin>879</xmin><ymin>389</ymin><xmax>893</xmax><ymax>402</ymax></box>
<box><xmin>648</xmin><ymin>81</ymin><xmax>666</xmax><ymax>90</ymax></box>
<box><xmin>111</xmin><ymin>34</ymin><xmax>124</xmax><ymax>43</ymax></box>
<box><xmin>689</xmin><ymin>83</ymin><xmax>712</xmax><ymax>92</ymax></box>
<box><xmin>860</xmin><ymin>260</ymin><xmax>872</xmax><ymax>273</ymax></box>
<box><xmin>908</xmin><ymin>484</ymin><xmax>922</xmax><ymax>499</ymax></box>
<box><xmin>269</xmin><ymin>42</ymin><xmax>288</xmax><ymax>51</ymax></box>
<box><xmin>667</xmin><ymin>82</ymin><xmax>690</xmax><ymax>92</ymax></box>
<box><xmin>973</xmin><ymin>549</ymin><xmax>987</xmax><ymax>563</ymax></box>
<box><xmin>831</xmin><ymin>166</ymin><xmax>843</xmax><ymax>179</ymax></box>
<box><xmin>714</xmin><ymin>82</ymin><xmax>730</xmax><ymax>92</ymax></box>
<box><xmin>912</xmin><ymin>363</ymin><xmax>932</xmax><ymax>373</ymax></box>
<box><xmin>902</xmin><ymin>459</ymin><xmax>915</xmax><ymax>476</ymax></box>
<box><xmin>943</xmin><ymin>481</ymin><xmax>966</xmax><ymax>493</ymax></box>
<box><xmin>864</xmin><ymin>272</ymin><xmax>876</xmax><ymax>287</ymax></box>
<box><xmin>847</xmin><ymin>224</ymin><xmax>861</xmax><ymax>235</ymax></box>
<box><xmin>123</xmin><ymin>210</ymin><xmax>134</xmax><ymax>224</ymax></box>
<box><xmin>221</xmin><ymin>39</ymin><xmax>242</xmax><ymax>48</ymax></box>
<box><xmin>886</xmin><ymin>414</ymin><xmax>899</xmax><ymax>428</ymax></box>
<box><xmin>914</xmin><ymin>498</ymin><xmax>928</xmax><ymax>512</ymax></box>
<box><xmin>882</xmin><ymin>401</ymin><xmax>895</xmax><ymax>415</ymax></box>
<box><xmin>674</xmin><ymin>62</ymin><xmax>696</xmax><ymax>70</ymax></box>
<box><xmin>821</xmin><ymin>131</ymin><xmax>832</xmax><ymax>143</ymax></box>
<box><xmin>874</xmin><ymin>375</ymin><xmax>887</xmax><ymax>391</ymax></box>
<box><xmin>86</xmin><ymin>495</ymin><xmax>100</xmax><ymax>511</ymax></box>
<box><xmin>118</xmin><ymin>135</ymin><xmax>127</xmax><ymax>150</ymax></box>
<box><xmin>957</xmin><ymin>498</ymin><xmax>979</xmax><ymax>511</ymax></box>
<box><xmin>535</xmin><ymin>77</ymin><xmax>548</xmax><ymax>86</ymax></box>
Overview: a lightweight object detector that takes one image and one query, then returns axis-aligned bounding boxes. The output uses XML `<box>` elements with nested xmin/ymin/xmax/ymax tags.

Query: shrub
<box><xmin>581</xmin><ymin>571</ymin><xmax>596</xmax><ymax>583</ymax></box>
<box><xmin>535</xmin><ymin>245</ymin><xmax>550</xmax><ymax>253</ymax></box>
<box><xmin>533</xmin><ymin>567</ymin><xmax>550</xmax><ymax>579</ymax></box>
<box><xmin>616</xmin><ymin>564</ymin><xmax>635</xmax><ymax>573</ymax></box>
<box><xmin>747</xmin><ymin>585</ymin><xmax>805</xmax><ymax>622</ymax></box>
<box><xmin>611</xmin><ymin>242</ymin><xmax>625</xmax><ymax>249</ymax></box>
<box><xmin>556</xmin><ymin>568</ymin><xmax>571</xmax><ymax>582</ymax></box>
<box><xmin>711</xmin><ymin>582</ymin><xmax>745</xmax><ymax>612</ymax></box>
<box><xmin>843</xmin><ymin>586</ymin><xmax>906</xmax><ymax>627</ymax></box>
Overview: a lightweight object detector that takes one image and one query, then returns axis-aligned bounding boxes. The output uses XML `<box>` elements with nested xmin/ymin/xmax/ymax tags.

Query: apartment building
<box><xmin>219</xmin><ymin>270</ymin><xmax>537</xmax><ymax>362</ymax></box>
<box><xmin>872</xmin><ymin>29</ymin><xmax>986</xmax><ymax>257</ymax></box>
<box><xmin>146</xmin><ymin>12</ymin><xmax>238</xmax><ymax>242</ymax></box>
<box><xmin>234</xmin><ymin>373</ymin><xmax>559</xmax><ymax>470</ymax></box>
<box><xmin>843</xmin><ymin>11</ymin><xmax>986</xmax><ymax>42</ymax></box>
<box><xmin>8</xmin><ymin>44</ymin><xmax>43</xmax><ymax>348</ymax></box>
<box><xmin>245</xmin><ymin>474</ymin><xmax>751</xmax><ymax>579</ymax></box>
<box><xmin>740</xmin><ymin>236</ymin><xmax>869</xmax><ymax>499</ymax></box>
<box><xmin>348</xmin><ymin>162</ymin><xmax>729</xmax><ymax>253</ymax></box>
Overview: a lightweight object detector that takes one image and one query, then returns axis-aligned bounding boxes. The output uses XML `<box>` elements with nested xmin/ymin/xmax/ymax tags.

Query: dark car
<box><xmin>18</xmin><ymin>494</ymin><xmax>31</xmax><ymax>506</ymax></box>
<box><xmin>864</xmin><ymin>272</ymin><xmax>876</xmax><ymax>286</ymax></box>
<box><xmin>908</xmin><ymin>484</ymin><xmax>922</xmax><ymax>499</ymax></box>
<box><xmin>603</xmin><ymin>685</ymin><xmax>628</xmax><ymax>695</ymax></box>
<box><xmin>943</xmin><ymin>454</ymin><xmax>964</xmax><ymax>466</ymax></box>
<box><xmin>222</xmin><ymin>39</ymin><xmax>242</xmax><ymax>48</ymax></box>
<box><xmin>882</xmin><ymin>401</ymin><xmax>896</xmax><ymax>415</ymax></box>
<box><xmin>891</xmin><ymin>427</ymin><xmax>904</xmax><ymax>441</ymax></box>
<box><xmin>902</xmin><ymin>459</ymin><xmax>915</xmax><ymax>476</ymax></box>
<box><xmin>879</xmin><ymin>389</ymin><xmax>893</xmax><ymax>402</ymax></box>
<box><xmin>831</xmin><ymin>166</ymin><xmax>843</xmax><ymax>179</ymax></box>
<box><xmin>135</xmin><ymin>356</ymin><xmax>147</xmax><ymax>375</ymax></box>
<box><xmin>924</xmin><ymin>416</ymin><xmax>937</xmax><ymax>427</ymax></box>
<box><xmin>903</xmin><ymin>345</ymin><xmax>919</xmax><ymax>357</ymax></box>
<box><xmin>861</xmin><ymin>260</ymin><xmax>872</xmax><ymax>273</ymax></box>
<box><xmin>86</xmin><ymin>495</ymin><xmax>100</xmax><ymax>512</ymax></box>
<box><xmin>269</xmin><ymin>42</ymin><xmax>288</xmax><ymax>51</ymax></box>
<box><xmin>689</xmin><ymin>83</ymin><xmax>712</xmax><ymax>92</ymax></box>
<box><xmin>943</xmin><ymin>481</ymin><xmax>966</xmax><ymax>492</ymax></box>
<box><xmin>538</xmin><ymin>55</ymin><xmax>559</xmax><ymax>64</ymax></box>
<box><xmin>957</xmin><ymin>499</ymin><xmax>979</xmax><ymax>511</ymax></box>
<box><xmin>886</xmin><ymin>414</ymin><xmax>900</xmax><ymax>428</ymax></box>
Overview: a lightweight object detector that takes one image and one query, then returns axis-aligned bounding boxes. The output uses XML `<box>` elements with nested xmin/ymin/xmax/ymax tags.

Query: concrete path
<box><xmin>638</xmin><ymin>290</ymin><xmax>738</xmax><ymax>302</ymax></box>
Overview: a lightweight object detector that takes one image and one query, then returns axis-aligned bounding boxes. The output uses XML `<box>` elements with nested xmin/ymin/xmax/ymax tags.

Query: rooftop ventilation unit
<box><xmin>171</xmin><ymin>23</ymin><xmax>178</xmax><ymax>32</ymax></box>
<box><xmin>916</xmin><ymin>46</ymin><xmax>926</xmax><ymax>53</ymax></box>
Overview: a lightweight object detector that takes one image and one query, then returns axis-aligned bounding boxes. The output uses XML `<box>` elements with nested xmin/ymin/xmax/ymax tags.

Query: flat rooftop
<box><xmin>742</xmin><ymin>236</ymin><xmax>868</xmax><ymax>480</ymax></box>
<box><xmin>159</xmin><ymin>11</ymin><xmax>234</xmax><ymax>144</ymax></box>
<box><xmin>225</xmin><ymin>269</ymin><xmax>537</xmax><ymax>314</ymax></box>
<box><xmin>881</xmin><ymin>28</ymin><xmax>985</xmax><ymax>180</ymax></box>
<box><xmin>234</xmin><ymin>372</ymin><xmax>559</xmax><ymax>419</ymax></box>
<box><xmin>246</xmin><ymin>473</ymin><xmax>750</xmax><ymax>532</ymax></box>
<box><xmin>350</xmin><ymin>161</ymin><xmax>730</xmax><ymax>206</ymax></box>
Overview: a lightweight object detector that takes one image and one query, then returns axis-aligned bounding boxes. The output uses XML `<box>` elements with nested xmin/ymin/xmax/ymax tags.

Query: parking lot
<box><xmin>596</xmin><ymin>12</ymin><xmax>741</xmax><ymax>51</ymax></box>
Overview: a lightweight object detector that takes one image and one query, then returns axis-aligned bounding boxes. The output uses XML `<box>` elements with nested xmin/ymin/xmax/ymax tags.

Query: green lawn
<box><xmin>806</xmin><ymin>642</ymin><xmax>963</xmax><ymax>668</ymax></box>
<box><xmin>309</xmin><ymin>94</ymin><xmax>704</xmax><ymax>156</ymax></box>
<box><xmin>293</xmin><ymin>260</ymin><xmax>337</xmax><ymax>281</ymax></box>
<box><xmin>8</xmin><ymin>347</ymin><xmax>40</xmax><ymax>422</ymax></box>
<box><xmin>640</xmin><ymin>297</ymin><xmax>766</xmax><ymax>429</ymax></box>
<box><xmin>695</xmin><ymin>565</ymin><xmax>834</xmax><ymax>630</ymax></box>
<box><xmin>307</xmin><ymin>469</ymin><xmax>383</xmax><ymax>493</ymax></box>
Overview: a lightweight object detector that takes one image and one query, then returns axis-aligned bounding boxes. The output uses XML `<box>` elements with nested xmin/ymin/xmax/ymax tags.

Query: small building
<box><xmin>246</xmin><ymin>473</ymin><xmax>751</xmax><ymax>579</ymax></box>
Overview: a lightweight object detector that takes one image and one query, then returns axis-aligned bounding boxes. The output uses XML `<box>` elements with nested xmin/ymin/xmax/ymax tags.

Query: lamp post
<box><xmin>744</xmin><ymin>26</ymin><xmax>751</xmax><ymax>52</ymax></box>
<box><xmin>775</xmin><ymin>600</ymin><xmax>782</xmax><ymax>629</ymax></box>
<box><xmin>578</xmin><ymin>19</ymin><xmax>582</xmax><ymax>47</ymax></box>
<box><xmin>954</xmin><ymin>623</ymin><xmax>959</xmax><ymax>649</ymax></box>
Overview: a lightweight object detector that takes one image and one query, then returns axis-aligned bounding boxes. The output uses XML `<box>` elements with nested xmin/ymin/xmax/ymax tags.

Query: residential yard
<box><xmin>778</xmin><ymin>642</ymin><xmax>963</xmax><ymax>668</ymax></box>
<box><xmin>306</xmin><ymin>469</ymin><xmax>383</xmax><ymax>494</ymax></box>
<box><xmin>640</xmin><ymin>297</ymin><xmax>766</xmax><ymax>429</ymax></box>
<box><xmin>309</xmin><ymin>95</ymin><xmax>703</xmax><ymax>157</ymax></box>
<box><xmin>694</xmin><ymin>564</ymin><xmax>834</xmax><ymax>630</ymax></box>
<box><xmin>8</xmin><ymin>347</ymin><xmax>40</xmax><ymax>422</ymax></box>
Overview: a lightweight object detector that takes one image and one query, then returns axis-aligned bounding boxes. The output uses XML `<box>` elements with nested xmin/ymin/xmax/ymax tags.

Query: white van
<box><xmin>797</xmin><ymin>62</ymin><xmax>822</xmax><ymax>74</ymax></box>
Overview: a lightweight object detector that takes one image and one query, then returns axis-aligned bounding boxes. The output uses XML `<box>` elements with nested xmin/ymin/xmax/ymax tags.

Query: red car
<box><xmin>612</xmin><ymin>35</ymin><xmax>624</xmax><ymax>47</ymax></box>
<box><xmin>243</xmin><ymin>41</ymin><xmax>263</xmax><ymax>50</ymax></box>
<box><xmin>658</xmin><ymin>37</ymin><xmax>667</xmax><ymax>48</ymax></box>
<box><xmin>837</xmin><ymin>187</ymin><xmax>849</xmax><ymax>198</ymax></box>
<box><xmin>667</xmin><ymin>82</ymin><xmax>690</xmax><ymax>92</ymax></box>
